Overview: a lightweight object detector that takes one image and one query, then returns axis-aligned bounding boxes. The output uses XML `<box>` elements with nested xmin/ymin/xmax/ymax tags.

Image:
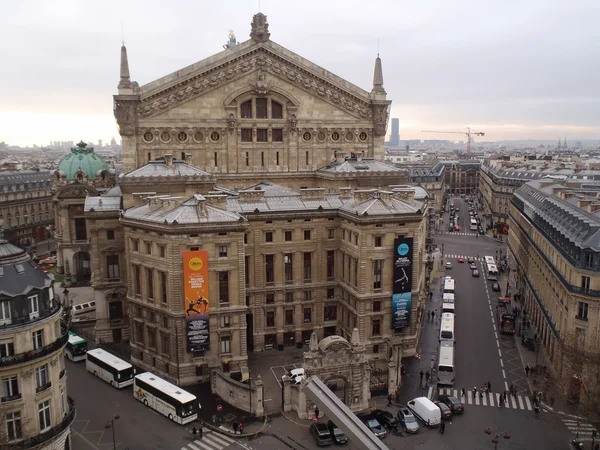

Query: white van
<box><xmin>442</xmin><ymin>303</ymin><xmax>455</xmax><ymax>314</ymax></box>
<box><xmin>407</xmin><ymin>397</ymin><xmax>441</xmax><ymax>426</ymax></box>
<box><xmin>439</xmin><ymin>313</ymin><xmax>455</xmax><ymax>342</ymax></box>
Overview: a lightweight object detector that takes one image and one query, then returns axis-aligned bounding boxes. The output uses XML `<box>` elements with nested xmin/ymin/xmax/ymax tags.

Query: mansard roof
<box><xmin>319</xmin><ymin>157</ymin><xmax>406</xmax><ymax>174</ymax></box>
<box><xmin>120</xmin><ymin>157</ymin><xmax>213</xmax><ymax>179</ymax></box>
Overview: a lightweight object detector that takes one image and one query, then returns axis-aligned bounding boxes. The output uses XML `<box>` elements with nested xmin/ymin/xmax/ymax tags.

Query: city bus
<box><xmin>442</xmin><ymin>302</ymin><xmax>455</xmax><ymax>314</ymax></box>
<box><xmin>470</xmin><ymin>218</ymin><xmax>478</xmax><ymax>231</ymax></box>
<box><xmin>439</xmin><ymin>313</ymin><xmax>455</xmax><ymax>342</ymax></box>
<box><xmin>496</xmin><ymin>297</ymin><xmax>516</xmax><ymax>335</ymax></box>
<box><xmin>86</xmin><ymin>348</ymin><xmax>135</xmax><ymax>388</ymax></box>
<box><xmin>437</xmin><ymin>341</ymin><xmax>455</xmax><ymax>386</ymax></box>
<box><xmin>443</xmin><ymin>278</ymin><xmax>455</xmax><ymax>295</ymax></box>
<box><xmin>65</xmin><ymin>331</ymin><xmax>88</xmax><ymax>362</ymax></box>
<box><xmin>486</xmin><ymin>263</ymin><xmax>499</xmax><ymax>281</ymax></box>
<box><xmin>484</xmin><ymin>256</ymin><xmax>496</xmax><ymax>266</ymax></box>
<box><xmin>133</xmin><ymin>372</ymin><xmax>200</xmax><ymax>424</ymax></box>
<box><xmin>442</xmin><ymin>293</ymin><xmax>455</xmax><ymax>304</ymax></box>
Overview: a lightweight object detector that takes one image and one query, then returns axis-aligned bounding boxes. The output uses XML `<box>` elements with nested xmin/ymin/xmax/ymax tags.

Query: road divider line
<box><xmin>502</xmin><ymin>369</ymin><xmax>506</xmax><ymax>379</ymax></box>
<box><xmin>498</xmin><ymin>349</ymin><xmax>502</xmax><ymax>358</ymax></box>
<box><xmin>500</xmin><ymin>359</ymin><xmax>504</xmax><ymax>368</ymax></box>
<box><xmin>504</xmin><ymin>381</ymin><xmax>509</xmax><ymax>391</ymax></box>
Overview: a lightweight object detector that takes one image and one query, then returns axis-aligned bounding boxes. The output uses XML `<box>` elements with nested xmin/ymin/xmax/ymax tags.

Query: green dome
<box><xmin>57</xmin><ymin>141</ymin><xmax>110</xmax><ymax>180</ymax></box>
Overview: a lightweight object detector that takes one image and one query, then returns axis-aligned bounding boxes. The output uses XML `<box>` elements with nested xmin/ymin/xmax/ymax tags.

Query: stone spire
<box><xmin>118</xmin><ymin>44</ymin><xmax>133</xmax><ymax>93</ymax></box>
<box><xmin>558</xmin><ymin>138</ymin><xmax>562</xmax><ymax>149</ymax></box>
<box><xmin>371</xmin><ymin>54</ymin><xmax>386</xmax><ymax>95</ymax></box>
<box><xmin>564</xmin><ymin>137</ymin><xmax>568</xmax><ymax>148</ymax></box>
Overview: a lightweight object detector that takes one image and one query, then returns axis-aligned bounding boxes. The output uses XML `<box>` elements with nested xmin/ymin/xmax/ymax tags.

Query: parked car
<box><xmin>448</xmin><ymin>225</ymin><xmax>454</xmax><ymax>232</ymax></box>
<box><xmin>357</xmin><ymin>414</ymin><xmax>387</xmax><ymax>439</ymax></box>
<box><xmin>445</xmin><ymin>262</ymin><xmax>453</xmax><ymax>269</ymax></box>
<box><xmin>492</xmin><ymin>282</ymin><xmax>501</xmax><ymax>291</ymax></box>
<box><xmin>372</xmin><ymin>409</ymin><xmax>398</xmax><ymax>429</ymax></box>
<box><xmin>397</xmin><ymin>406</ymin><xmax>419</xmax><ymax>434</ymax></box>
<box><xmin>326</xmin><ymin>421</ymin><xmax>348</xmax><ymax>444</ymax></box>
<box><xmin>469</xmin><ymin>262</ymin><xmax>477</xmax><ymax>270</ymax></box>
<box><xmin>472</xmin><ymin>269</ymin><xmax>480</xmax><ymax>277</ymax></box>
<box><xmin>434</xmin><ymin>401</ymin><xmax>453</xmax><ymax>421</ymax></box>
<box><xmin>437</xmin><ymin>394</ymin><xmax>464</xmax><ymax>414</ymax></box>
<box><xmin>287</xmin><ymin>368</ymin><xmax>305</xmax><ymax>384</ymax></box>
<box><xmin>310</xmin><ymin>422</ymin><xmax>333</xmax><ymax>446</ymax></box>
<box><xmin>467</xmin><ymin>257</ymin><xmax>475</xmax><ymax>263</ymax></box>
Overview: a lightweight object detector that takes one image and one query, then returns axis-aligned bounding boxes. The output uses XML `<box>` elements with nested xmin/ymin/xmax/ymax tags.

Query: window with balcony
<box><xmin>28</xmin><ymin>294</ymin><xmax>39</xmax><ymax>319</ymax></box>
<box><xmin>577</xmin><ymin>301</ymin><xmax>589</xmax><ymax>321</ymax></box>
<box><xmin>303</xmin><ymin>252</ymin><xmax>312</xmax><ymax>282</ymax></box>
<box><xmin>220</xmin><ymin>335</ymin><xmax>231</xmax><ymax>354</ymax></box>
<box><xmin>285</xmin><ymin>309</ymin><xmax>294</xmax><ymax>325</ymax></box>
<box><xmin>324</xmin><ymin>305</ymin><xmax>337</xmax><ymax>321</ymax></box>
<box><xmin>373</xmin><ymin>260</ymin><xmax>383</xmax><ymax>290</ymax></box>
<box><xmin>266</xmin><ymin>294</ymin><xmax>275</xmax><ymax>304</ymax></box>
<box><xmin>35</xmin><ymin>364</ymin><xmax>48</xmax><ymax>389</ymax></box>
<box><xmin>327</xmin><ymin>288</ymin><xmax>335</xmax><ymax>299</ymax></box>
<box><xmin>218</xmin><ymin>245</ymin><xmax>228</xmax><ymax>258</ymax></box>
<box><xmin>220</xmin><ymin>316</ymin><xmax>230</xmax><ymax>328</ymax></box>
<box><xmin>218</xmin><ymin>272</ymin><xmax>229</xmax><ymax>304</ymax></box>
<box><xmin>374</xmin><ymin>236</ymin><xmax>382</xmax><ymax>247</ymax></box>
<box><xmin>304</xmin><ymin>308</ymin><xmax>312</xmax><ymax>323</ymax></box>
<box><xmin>160</xmin><ymin>272</ymin><xmax>167</xmax><ymax>304</ymax></box>
<box><xmin>74</xmin><ymin>217</ymin><xmax>87</xmax><ymax>240</ymax></box>
<box><xmin>284</xmin><ymin>292</ymin><xmax>294</xmax><ymax>303</ymax></box>
<box><xmin>372</xmin><ymin>319</ymin><xmax>381</xmax><ymax>336</ymax></box>
<box><xmin>327</xmin><ymin>250</ymin><xmax>335</xmax><ymax>280</ymax></box>
<box><xmin>2</xmin><ymin>375</ymin><xmax>19</xmax><ymax>401</ymax></box>
<box><xmin>304</xmin><ymin>230</ymin><xmax>311</xmax><ymax>241</ymax></box>
<box><xmin>32</xmin><ymin>329</ymin><xmax>44</xmax><ymax>349</ymax></box>
<box><xmin>373</xmin><ymin>301</ymin><xmax>381</xmax><ymax>312</ymax></box>
<box><xmin>581</xmin><ymin>276</ymin><xmax>591</xmax><ymax>291</ymax></box>
<box><xmin>284</xmin><ymin>253</ymin><xmax>293</xmax><ymax>284</ymax></box>
<box><xmin>0</xmin><ymin>301</ymin><xmax>10</xmax><ymax>325</ymax></box>
<box><xmin>106</xmin><ymin>255</ymin><xmax>119</xmax><ymax>280</ymax></box>
<box><xmin>266</xmin><ymin>311</ymin><xmax>275</xmax><ymax>327</ymax></box>
<box><xmin>147</xmin><ymin>268</ymin><xmax>154</xmax><ymax>300</ymax></box>
<box><xmin>265</xmin><ymin>255</ymin><xmax>274</xmax><ymax>285</ymax></box>
<box><xmin>38</xmin><ymin>400</ymin><xmax>51</xmax><ymax>432</ymax></box>
<box><xmin>0</xmin><ymin>339</ymin><xmax>14</xmax><ymax>357</ymax></box>
<box><xmin>6</xmin><ymin>411</ymin><xmax>21</xmax><ymax>442</ymax></box>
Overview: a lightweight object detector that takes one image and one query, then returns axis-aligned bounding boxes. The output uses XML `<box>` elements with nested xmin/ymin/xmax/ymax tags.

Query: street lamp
<box><xmin>105</xmin><ymin>413</ymin><xmax>120</xmax><ymax>450</ymax></box>
<box><xmin>484</xmin><ymin>428</ymin><xmax>510</xmax><ymax>450</ymax></box>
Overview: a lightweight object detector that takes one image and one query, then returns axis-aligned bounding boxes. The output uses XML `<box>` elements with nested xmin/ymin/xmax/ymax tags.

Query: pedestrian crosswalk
<box><xmin>429</xmin><ymin>387</ymin><xmax>536</xmax><ymax>411</ymax></box>
<box><xmin>182</xmin><ymin>429</ymin><xmax>236</xmax><ymax>450</ymax></box>
<box><xmin>560</xmin><ymin>416</ymin><xmax>598</xmax><ymax>442</ymax></box>
<box><xmin>443</xmin><ymin>254</ymin><xmax>484</xmax><ymax>261</ymax></box>
<box><xmin>440</xmin><ymin>232</ymin><xmax>479</xmax><ymax>236</ymax></box>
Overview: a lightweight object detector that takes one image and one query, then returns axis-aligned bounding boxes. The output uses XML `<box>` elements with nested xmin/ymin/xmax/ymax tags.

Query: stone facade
<box><xmin>442</xmin><ymin>160</ymin><xmax>480</xmax><ymax>196</ymax></box>
<box><xmin>0</xmin><ymin>171</ymin><xmax>53</xmax><ymax>249</ymax></box>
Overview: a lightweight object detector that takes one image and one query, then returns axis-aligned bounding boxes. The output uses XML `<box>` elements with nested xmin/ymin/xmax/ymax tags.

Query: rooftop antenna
<box><xmin>121</xmin><ymin>21</ymin><xmax>125</xmax><ymax>45</ymax></box>
<box><xmin>377</xmin><ymin>38</ymin><xmax>380</xmax><ymax>57</ymax></box>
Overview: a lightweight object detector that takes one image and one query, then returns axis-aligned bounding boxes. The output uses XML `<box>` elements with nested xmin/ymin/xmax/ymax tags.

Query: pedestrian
<box><xmin>525</xmin><ymin>365</ymin><xmax>530</xmax><ymax>376</ymax></box>
<box><xmin>199</xmin><ymin>427</ymin><xmax>203</xmax><ymax>439</ymax></box>
<box><xmin>487</xmin><ymin>381</ymin><xmax>491</xmax><ymax>392</ymax></box>
<box><xmin>429</xmin><ymin>291</ymin><xmax>433</xmax><ymax>300</ymax></box>
<box><xmin>425</xmin><ymin>370</ymin><xmax>430</xmax><ymax>382</ymax></box>
<box><xmin>431</xmin><ymin>311</ymin><xmax>435</xmax><ymax>321</ymax></box>
<box><xmin>192</xmin><ymin>426</ymin><xmax>197</xmax><ymax>437</ymax></box>
<box><xmin>238</xmin><ymin>422</ymin><xmax>244</xmax><ymax>434</ymax></box>
<box><xmin>439</xmin><ymin>420</ymin><xmax>446</xmax><ymax>434</ymax></box>
<box><xmin>315</xmin><ymin>406</ymin><xmax>319</xmax><ymax>419</ymax></box>
<box><xmin>388</xmin><ymin>394</ymin><xmax>393</xmax><ymax>406</ymax></box>
<box><xmin>461</xmin><ymin>387</ymin><xmax>466</xmax><ymax>398</ymax></box>
<box><xmin>420</xmin><ymin>370</ymin><xmax>424</xmax><ymax>383</ymax></box>
<box><xmin>233</xmin><ymin>422</ymin><xmax>238</xmax><ymax>434</ymax></box>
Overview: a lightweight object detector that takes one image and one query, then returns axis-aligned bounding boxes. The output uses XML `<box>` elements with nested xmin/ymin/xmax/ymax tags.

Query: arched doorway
<box><xmin>73</xmin><ymin>251</ymin><xmax>91</xmax><ymax>285</ymax></box>
<box><xmin>324</xmin><ymin>376</ymin><xmax>349</xmax><ymax>404</ymax></box>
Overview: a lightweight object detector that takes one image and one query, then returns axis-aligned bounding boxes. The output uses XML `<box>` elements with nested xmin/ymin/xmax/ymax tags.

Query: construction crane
<box><xmin>421</xmin><ymin>127</ymin><xmax>485</xmax><ymax>156</ymax></box>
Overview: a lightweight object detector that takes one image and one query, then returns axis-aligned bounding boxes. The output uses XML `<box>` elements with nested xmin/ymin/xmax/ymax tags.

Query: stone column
<box><xmin>254</xmin><ymin>375</ymin><xmax>265</xmax><ymax>417</ymax></box>
<box><xmin>387</xmin><ymin>356</ymin><xmax>397</xmax><ymax>396</ymax></box>
<box><xmin>282</xmin><ymin>375</ymin><xmax>292</xmax><ymax>412</ymax></box>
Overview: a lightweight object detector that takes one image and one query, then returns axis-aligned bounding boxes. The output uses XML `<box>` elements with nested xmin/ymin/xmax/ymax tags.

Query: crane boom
<box><xmin>421</xmin><ymin>127</ymin><xmax>485</xmax><ymax>156</ymax></box>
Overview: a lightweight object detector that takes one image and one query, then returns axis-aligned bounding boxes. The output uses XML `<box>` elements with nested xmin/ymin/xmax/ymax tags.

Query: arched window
<box><xmin>272</xmin><ymin>101</ymin><xmax>283</xmax><ymax>119</ymax></box>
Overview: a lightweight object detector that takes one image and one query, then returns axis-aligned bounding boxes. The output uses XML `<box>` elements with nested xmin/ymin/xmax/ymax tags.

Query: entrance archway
<box><xmin>324</xmin><ymin>375</ymin><xmax>349</xmax><ymax>403</ymax></box>
<box><xmin>73</xmin><ymin>251</ymin><xmax>91</xmax><ymax>285</ymax></box>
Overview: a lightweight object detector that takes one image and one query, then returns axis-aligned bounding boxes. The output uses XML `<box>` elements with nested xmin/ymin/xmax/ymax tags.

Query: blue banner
<box><xmin>392</xmin><ymin>237</ymin><xmax>414</xmax><ymax>329</ymax></box>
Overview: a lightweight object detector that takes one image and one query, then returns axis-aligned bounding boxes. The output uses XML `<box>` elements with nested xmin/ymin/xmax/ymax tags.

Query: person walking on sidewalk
<box><xmin>525</xmin><ymin>365</ymin><xmax>530</xmax><ymax>377</ymax></box>
<box><xmin>233</xmin><ymin>422</ymin><xmax>238</xmax><ymax>434</ymax></box>
<box><xmin>388</xmin><ymin>394</ymin><xmax>393</xmax><ymax>406</ymax></box>
<box><xmin>420</xmin><ymin>370</ymin><xmax>424</xmax><ymax>384</ymax></box>
<box><xmin>425</xmin><ymin>371</ymin><xmax>430</xmax><ymax>384</ymax></box>
<box><xmin>461</xmin><ymin>387</ymin><xmax>466</xmax><ymax>398</ymax></box>
<box><xmin>439</xmin><ymin>419</ymin><xmax>446</xmax><ymax>434</ymax></box>
<box><xmin>431</xmin><ymin>311</ymin><xmax>435</xmax><ymax>321</ymax></box>
<box><xmin>487</xmin><ymin>381</ymin><xmax>491</xmax><ymax>392</ymax></box>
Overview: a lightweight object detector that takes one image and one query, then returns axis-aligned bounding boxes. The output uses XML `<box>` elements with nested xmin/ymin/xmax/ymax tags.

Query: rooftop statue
<box><xmin>223</xmin><ymin>30</ymin><xmax>237</xmax><ymax>49</ymax></box>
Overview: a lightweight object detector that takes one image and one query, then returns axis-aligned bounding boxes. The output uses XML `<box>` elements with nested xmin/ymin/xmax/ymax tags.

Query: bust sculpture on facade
<box><xmin>250</xmin><ymin>12</ymin><xmax>270</xmax><ymax>42</ymax></box>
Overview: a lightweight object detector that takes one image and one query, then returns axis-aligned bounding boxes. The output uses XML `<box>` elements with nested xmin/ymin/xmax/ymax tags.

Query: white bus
<box><xmin>437</xmin><ymin>341</ymin><xmax>455</xmax><ymax>386</ymax></box>
<box><xmin>442</xmin><ymin>293</ymin><xmax>455</xmax><ymax>304</ymax></box>
<box><xmin>133</xmin><ymin>373</ymin><xmax>199</xmax><ymax>424</ymax></box>
<box><xmin>469</xmin><ymin>218</ymin><xmax>478</xmax><ymax>231</ymax></box>
<box><xmin>486</xmin><ymin>263</ymin><xmax>499</xmax><ymax>280</ymax></box>
<box><xmin>443</xmin><ymin>278</ymin><xmax>455</xmax><ymax>295</ymax></box>
<box><xmin>442</xmin><ymin>302</ymin><xmax>455</xmax><ymax>314</ymax></box>
<box><xmin>65</xmin><ymin>332</ymin><xmax>88</xmax><ymax>362</ymax></box>
<box><xmin>484</xmin><ymin>256</ymin><xmax>496</xmax><ymax>266</ymax></box>
<box><xmin>86</xmin><ymin>348</ymin><xmax>135</xmax><ymax>388</ymax></box>
<box><xmin>439</xmin><ymin>313</ymin><xmax>455</xmax><ymax>342</ymax></box>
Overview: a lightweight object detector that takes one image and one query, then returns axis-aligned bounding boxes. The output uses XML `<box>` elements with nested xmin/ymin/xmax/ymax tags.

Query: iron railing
<box><xmin>0</xmin><ymin>324</ymin><xmax>68</xmax><ymax>367</ymax></box>
<box><xmin>0</xmin><ymin>304</ymin><xmax>61</xmax><ymax>331</ymax></box>
<box><xmin>0</xmin><ymin>397</ymin><xmax>75</xmax><ymax>450</ymax></box>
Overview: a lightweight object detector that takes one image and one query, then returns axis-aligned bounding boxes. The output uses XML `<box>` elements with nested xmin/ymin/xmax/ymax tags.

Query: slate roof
<box><xmin>241</xmin><ymin>182</ymin><xmax>298</xmax><ymax>197</ymax></box>
<box><xmin>121</xmin><ymin>159</ymin><xmax>211</xmax><ymax>178</ymax></box>
<box><xmin>318</xmin><ymin>158</ymin><xmax>405</xmax><ymax>174</ymax></box>
<box><xmin>0</xmin><ymin>240</ymin><xmax>52</xmax><ymax>297</ymax></box>
<box><xmin>227</xmin><ymin>194</ymin><xmax>344</xmax><ymax>213</ymax></box>
<box><xmin>0</xmin><ymin>171</ymin><xmax>52</xmax><ymax>189</ymax></box>
<box><xmin>104</xmin><ymin>186</ymin><xmax>122</xmax><ymax>197</ymax></box>
<box><xmin>340</xmin><ymin>193</ymin><xmax>423</xmax><ymax>216</ymax></box>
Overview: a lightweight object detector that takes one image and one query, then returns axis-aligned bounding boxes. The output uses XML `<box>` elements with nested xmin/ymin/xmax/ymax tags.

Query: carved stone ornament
<box><xmin>249</xmin><ymin>69</ymin><xmax>275</xmax><ymax>95</ymax></box>
<box><xmin>114</xmin><ymin>99</ymin><xmax>138</xmax><ymax>137</ymax></box>
<box><xmin>137</xmin><ymin>48</ymin><xmax>373</xmax><ymax>121</ymax></box>
<box><xmin>372</xmin><ymin>103</ymin><xmax>390</xmax><ymax>137</ymax></box>
<box><xmin>250</xmin><ymin>12</ymin><xmax>270</xmax><ymax>43</ymax></box>
<box><xmin>227</xmin><ymin>113</ymin><xmax>236</xmax><ymax>133</ymax></box>
<box><xmin>289</xmin><ymin>114</ymin><xmax>297</xmax><ymax>132</ymax></box>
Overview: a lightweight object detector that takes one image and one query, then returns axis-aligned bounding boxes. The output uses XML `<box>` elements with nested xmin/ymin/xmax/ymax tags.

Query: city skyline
<box><xmin>1</xmin><ymin>0</ymin><xmax>599</xmax><ymax>146</ymax></box>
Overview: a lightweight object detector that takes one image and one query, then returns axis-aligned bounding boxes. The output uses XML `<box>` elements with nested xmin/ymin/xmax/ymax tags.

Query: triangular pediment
<box><xmin>137</xmin><ymin>41</ymin><xmax>374</xmax><ymax>121</ymax></box>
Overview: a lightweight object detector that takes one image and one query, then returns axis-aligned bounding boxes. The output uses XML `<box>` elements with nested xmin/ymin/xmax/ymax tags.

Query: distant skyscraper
<box><xmin>390</xmin><ymin>118</ymin><xmax>400</xmax><ymax>146</ymax></box>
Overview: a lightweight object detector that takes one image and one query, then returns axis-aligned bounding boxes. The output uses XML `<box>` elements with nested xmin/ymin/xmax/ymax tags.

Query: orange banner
<box><xmin>184</xmin><ymin>250</ymin><xmax>209</xmax><ymax>315</ymax></box>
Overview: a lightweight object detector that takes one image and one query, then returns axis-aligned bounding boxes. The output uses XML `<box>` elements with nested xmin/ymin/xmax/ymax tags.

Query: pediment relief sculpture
<box><xmin>249</xmin><ymin>69</ymin><xmax>275</xmax><ymax>95</ymax></box>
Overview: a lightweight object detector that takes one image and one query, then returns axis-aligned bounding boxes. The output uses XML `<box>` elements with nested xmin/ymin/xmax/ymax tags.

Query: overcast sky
<box><xmin>1</xmin><ymin>0</ymin><xmax>599</xmax><ymax>146</ymax></box>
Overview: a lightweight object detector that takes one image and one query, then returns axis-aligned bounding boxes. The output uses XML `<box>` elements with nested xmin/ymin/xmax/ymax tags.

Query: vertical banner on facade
<box><xmin>392</xmin><ymin>237</ymin><xmax>414</xmax><ymax>330</ymax></box>
<box><xmin>183</xmin><ymin>250</ymin><xmax>210</xmax><ymax>352</ymax></box>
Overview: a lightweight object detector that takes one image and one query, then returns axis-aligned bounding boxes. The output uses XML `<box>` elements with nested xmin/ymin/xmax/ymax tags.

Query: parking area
<box><xmin>270</xmin><ymin>363</ymin><xmax>304</xmax><ymax>388</ymax></box>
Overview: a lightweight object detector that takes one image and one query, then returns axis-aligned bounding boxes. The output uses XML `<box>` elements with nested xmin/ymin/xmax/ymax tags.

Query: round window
<box><xmin>160</xmin><ymin>131</ymin><xmax>171</xmax><ymax>142</ymax></box>
<box><xmin>331</xmin><ymin>132</ymin><xmax>340</xmax><ymax>142</ymax></box>
<box><xmin>303</xmin><ymin>132</ymin><xmax>312</xmax><ymax>141</ymax></box>
<box><xmin>359</xmin><ymin>132</ymin><xmax>368</xmax><ymax>141</ymax></box>
<box><xmin>143</xmin><ymin>132</ymin><xmax>154</xmax><ymax>142</ymax></box>
<box><xmin>317</xmin><ymin>132</ymin><xmax>326</xmax><ymax>142</ymax></box>
<box><xmin>177</xmin><ymin>131</ymin><xmax>188</xmax><ymax>142</ymax></box>
<box><xmin>211</xmin><ymin>131</ymin><xmax>221</xmax><ymax>142</ymax></box>
<box><xmin>345</xmin><ymin>132</ymin><xmax>354</xmax><ymax>141</ymax></box>
<box><xmin>194</xmin><ymin>131</ymin><xmax>204</xmax><ymax>142</ymax></box>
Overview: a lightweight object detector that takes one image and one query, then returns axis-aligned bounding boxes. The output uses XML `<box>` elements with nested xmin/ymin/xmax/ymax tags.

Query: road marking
<box><xmin>504</xmin><ymin>381</ymin><xmax>509</xmax><ymax>391</ymax></box>
<box><xmin>510</xmin><ymin>396</ymin><xmax>518</xmax><ymax>409</ymax></box>
<box><xmin>502</xmin><ymin>369</ymin><xmax>506</xmax><ymax>379</ymax></box>
<box><xmin>494</xmin><ymin>332</ymin><xmax>498</xmax><ymax>340</ymax></box>
<box><xmin>475</xmin><ymin>394</ymin><xmax>480</xmax><ymax>406</ymax></box>
<box><xmin>488</xmin><ymin>394</ymin><xmax>495</xmax><ymax>407</ymax></box>
<box><xmin>496</xmin><ymin>340</ymin><xmax>500</xmax><ymax>348</ymax></box>
<box><xmin>500</xmin><ymin>359</ymin><xmax>504</xmax><ymax>368</ymax></box>
<box><xmin>209</xmin><ymin>433</ymin><xmax>235</xmax><ymax>446</ymax></box>
<box><xmin>482</xmin><ymin>394</ymin><xmax>487</xmax><ymax>406</ymax></box>
<box><xmin>490</xmin><ymin>311</ymin><xmax>494</xmax><ymax>317</ymax></box>
<box><xmin>467</xmin><ymin>391</ymin><xmax>473</xmax><ymax>404</ymax></box>
<box><xmin>72</xmin><ymin>429</ymin><xmax>101</xmax><ymax>450</ymax></box>
<box><xmin>498</xmin><ymin>349</ymin><xmax>502</xmax><ymax>357</ymax></box>
<box><xmin>518</xmin><ymin>396</ymin><xmax>525</xmax><ymax>409</ymax></box>
<box><xmin>495</xmin><ymin>393</ymin><xmax>501</xmax><ymax>405</ymax></box>
<box><xmin>525</xmin><ymin>397</ymin><xmax>532</xmax><ymax>410</ymax></box>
